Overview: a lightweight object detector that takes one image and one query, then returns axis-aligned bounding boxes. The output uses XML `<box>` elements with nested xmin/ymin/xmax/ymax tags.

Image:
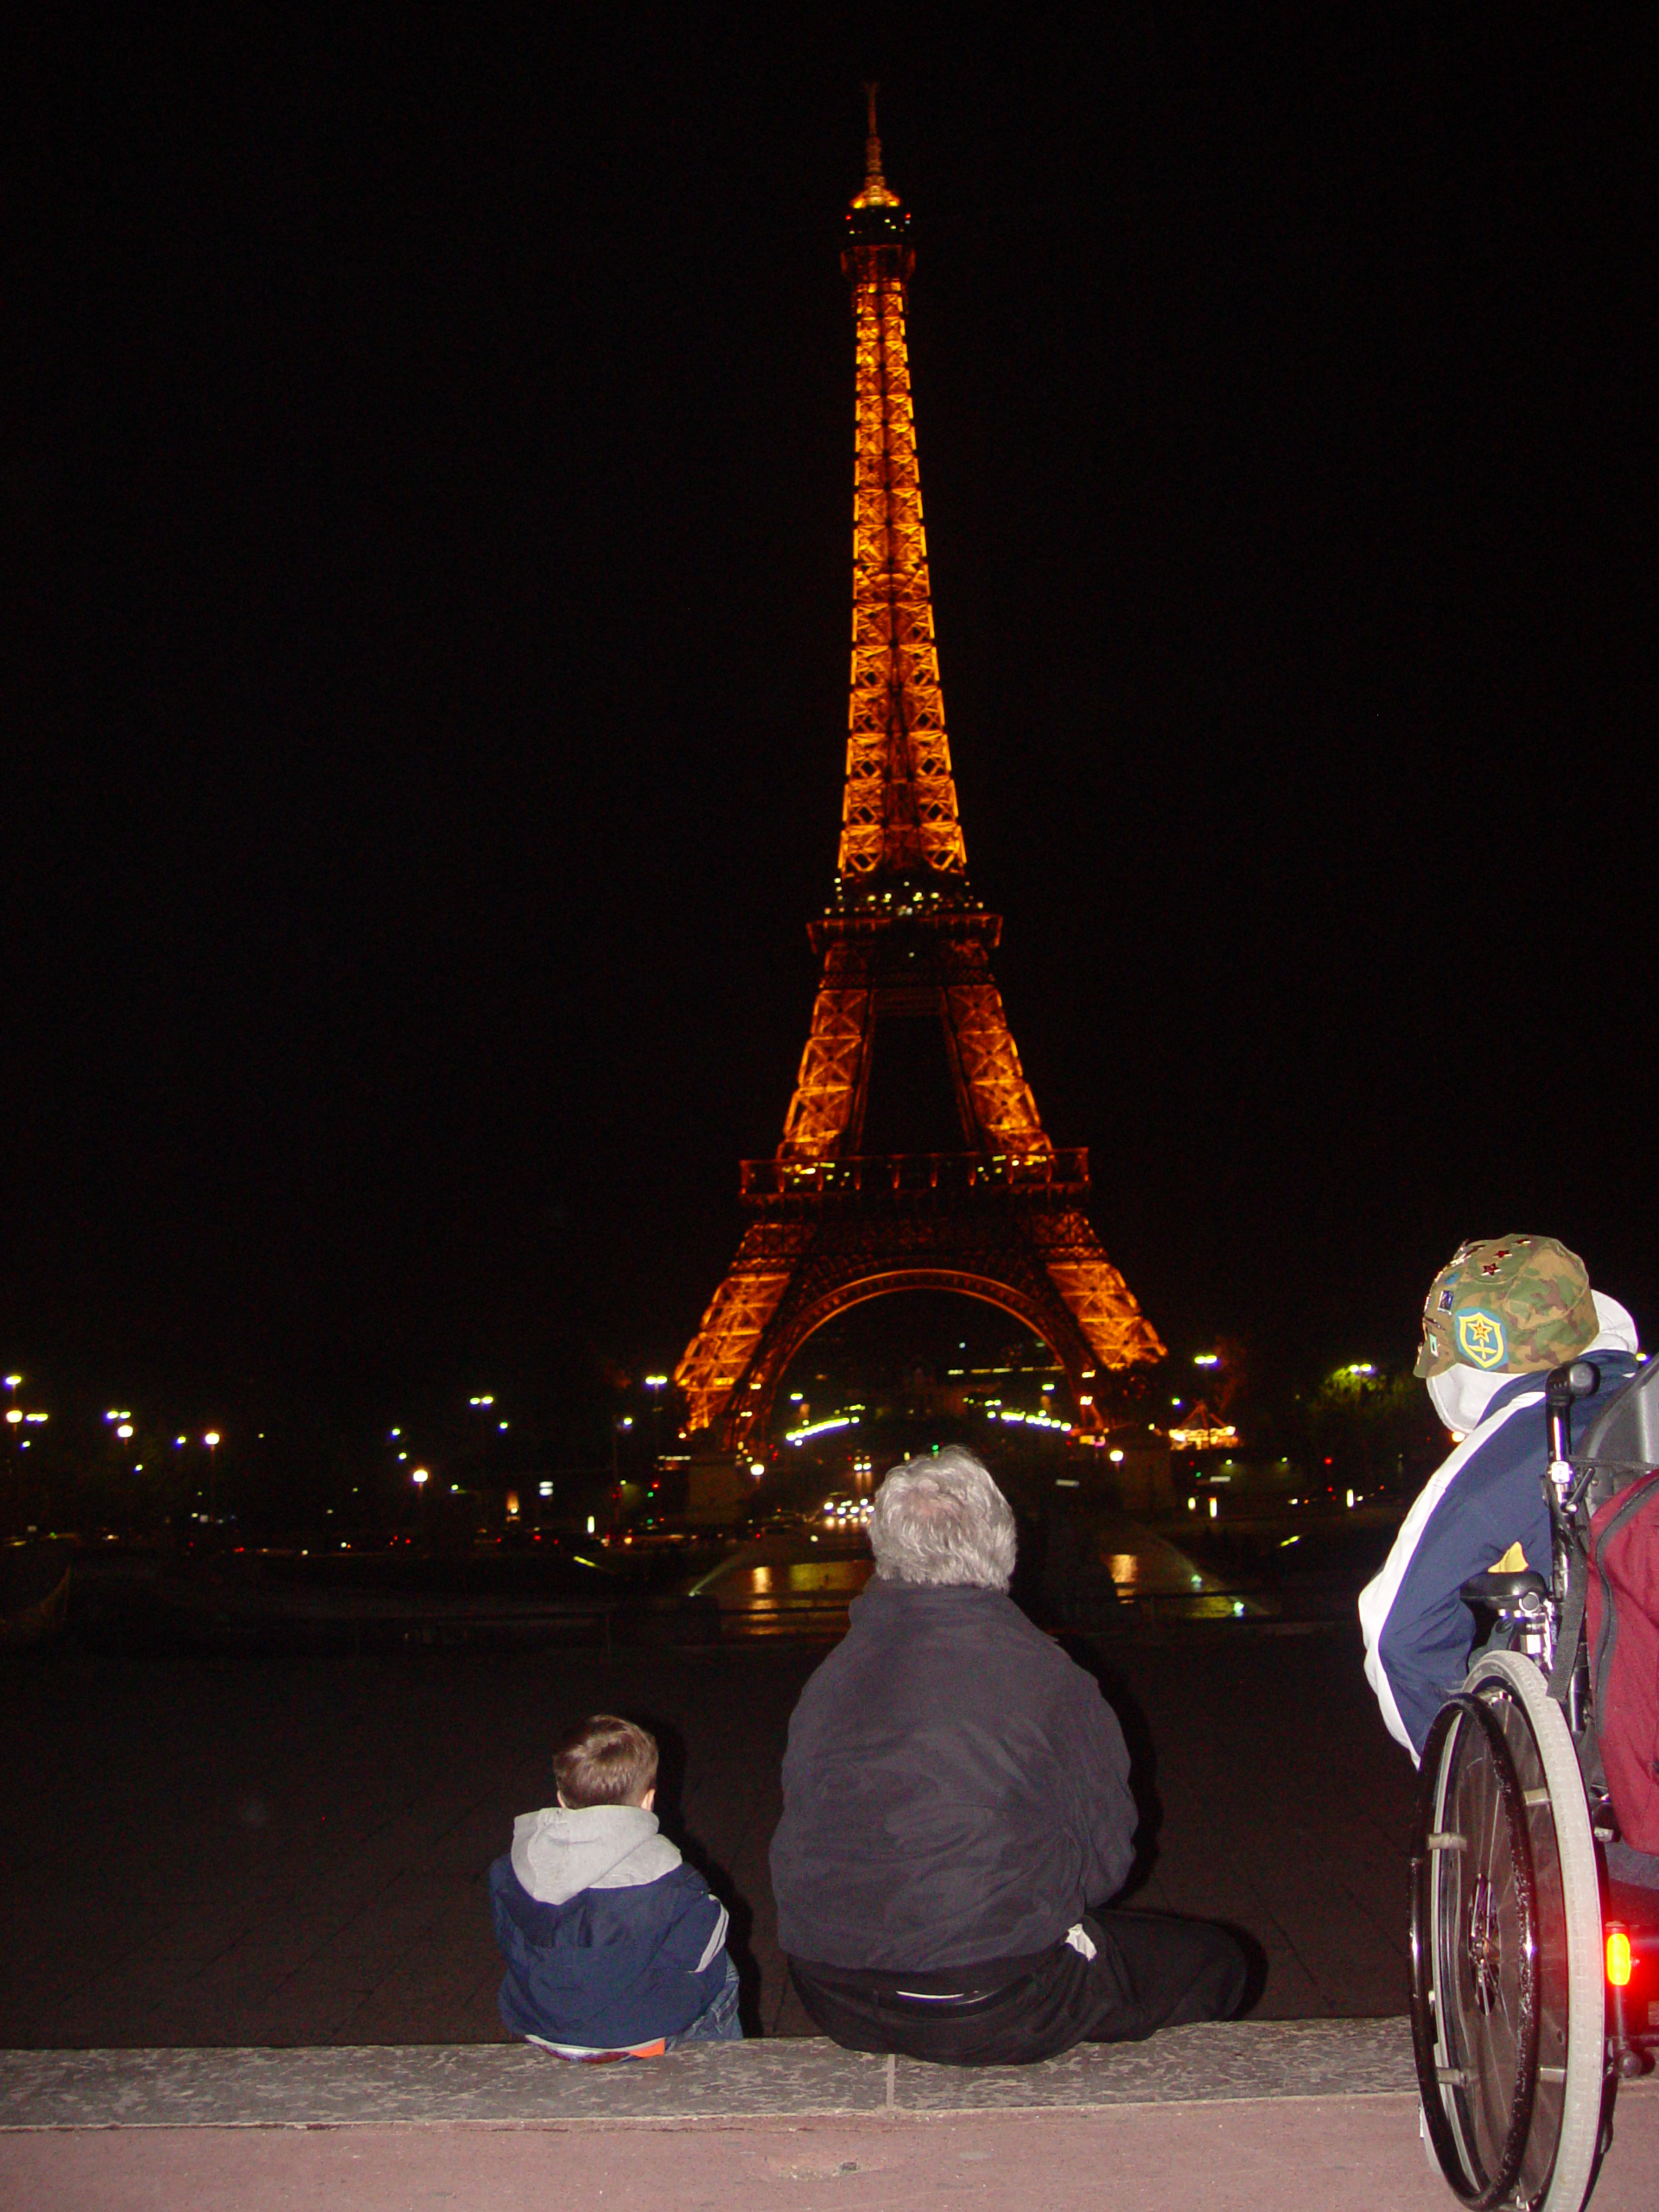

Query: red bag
<box><xmin>1587</xmin><ymin>1468</ymin><xmax>1659</xmax><ymax>1855</ymax></box>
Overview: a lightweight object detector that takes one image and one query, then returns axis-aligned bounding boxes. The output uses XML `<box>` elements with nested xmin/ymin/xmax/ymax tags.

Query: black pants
<box><xmin>790</xmin><ymin>1911</ymin><xmax>1249</xmax><ymax>2068</ymax></box>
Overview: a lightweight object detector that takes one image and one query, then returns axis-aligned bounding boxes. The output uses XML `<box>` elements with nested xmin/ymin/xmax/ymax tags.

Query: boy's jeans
<box><xmin>665</xmin><ymin>1955</ymin><xmax>743</xmax><ymax>2046</ymax></box>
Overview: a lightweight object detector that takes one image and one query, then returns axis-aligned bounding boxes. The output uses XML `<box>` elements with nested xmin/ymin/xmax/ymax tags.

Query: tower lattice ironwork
<box><xmin>675</xmin><ymin>99</ymin><xmax>1163</xmax><ymax>1453</ymax></box>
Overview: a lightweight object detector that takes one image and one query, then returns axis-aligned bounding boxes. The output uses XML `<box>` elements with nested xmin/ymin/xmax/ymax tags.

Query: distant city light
<box><xmin>1109</xmin><ymin>1449</ymin><xmax>1125</xmax><ymax>1463</ymax></box>
<box><xmin>116</xmin><ymin>1423</ymin><xmax>134</xmax><ymax>1440</ymax></box>
<box><xmin>24</xmin><ymin>1413</ymin><xmax>48</xmax><ymax>1425</ymax></box>
<box><xmin>468</xmin><ymin>1395</ymin><xmax>495</xmax><ymax>1407</ymax></box>
<box><xmin>3</xmin><ymin>1376</ymin><xmax>20</xmax><ymax>1390</ymax></box>
<box><xmin>1193</xmin><ymin>1354</ymin><xmax>1220</xmax><ymax>1367</ymax></box>
<box><xmin>499</xmin><ymin>1421</ymin><xmax>509</xmax><ymax>1431</ymax></box>
<box><xmin>644</xmin><ymin>1376</ymin><xmax>668</xmax><ymax>1389</ymax></box>
<box><xmin>4</xmin><ymin>1410</ymin><xmax>20</xmax><ymax>1426</ymax></box>
<box><xmin>411</xmin><ymin>1467</ymin><xmax>429</xmax><ymax>1486</ymax></box>
<box><xmin>390</xmin><ymin>1428</ymin><xmax>402</xmax><ymax>1439</ymax></box>
<box><xmin>1344</xmin><ymin>1363</ymin><xmax>1376</xmax><ymax>1376</ymax></box>
<box><xmin>586</xmin><ymin>1516</ymin><xmax>596</xmax><ymax>1535</ymax></box>
<box><xmin>204</xmin><ymin>1431</ymin><xmax>220</xmax><ymax>1448</ymax></box>
<box><xmin>175</xmin><ymin>1437</ymin><xmax>186</xmax><ymax>1446</ymax></box>
<box><xmin>785</xmin><ymin>1414</ymin><xmax>855</xmax><ymax>1444</ymax></box>
<box><xmin>750</xmin><ymin>1461</ymin><xmax>765</xmax><ymax>1478</ymax></box>
<box><xmin>538</xmin><ymin>1481</ymin><xmax>553</xmax><ymax>1497</ymax></box>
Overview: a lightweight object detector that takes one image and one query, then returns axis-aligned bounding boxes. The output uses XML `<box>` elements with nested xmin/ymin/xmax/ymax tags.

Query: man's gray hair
<box><xmin>868</xmin><ymin>1446</ymin><xmax>1017</xmax><ymax>1591</ymax></box>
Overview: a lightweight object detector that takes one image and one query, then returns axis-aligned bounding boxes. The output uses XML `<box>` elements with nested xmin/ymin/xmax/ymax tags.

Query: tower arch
<box><xmin>744</xmin><ymin>1268</ymin><xmax>1092</xmax><ymax>1450</ymax></box>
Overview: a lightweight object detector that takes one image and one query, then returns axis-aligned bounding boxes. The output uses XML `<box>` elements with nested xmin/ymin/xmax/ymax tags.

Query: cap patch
<box><xmin>1456</xmin><ymin>1310</ymin><xmax>1508</xmax><ymax>1369</ymax></box>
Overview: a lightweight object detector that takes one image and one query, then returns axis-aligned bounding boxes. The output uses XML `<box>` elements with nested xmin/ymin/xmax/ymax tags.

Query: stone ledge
<box><xmin>1</xmin><ymin>2020</ymin><xmax>1420</xmax><ymax>2129</ymax></box>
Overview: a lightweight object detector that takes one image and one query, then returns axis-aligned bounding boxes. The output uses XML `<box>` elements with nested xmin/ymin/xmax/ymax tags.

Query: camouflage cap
<box><xmin>1415</xmin><ymin>1236</ymin><xmax>1599</xmax><ymax>1379</ymax></box>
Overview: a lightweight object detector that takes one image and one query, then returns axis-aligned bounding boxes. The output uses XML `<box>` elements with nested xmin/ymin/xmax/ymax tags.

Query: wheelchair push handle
<box><xmin>1546</xmin><ymin>1359</ymin><xmax>1599</xmax><ymax>1465</ymax></box>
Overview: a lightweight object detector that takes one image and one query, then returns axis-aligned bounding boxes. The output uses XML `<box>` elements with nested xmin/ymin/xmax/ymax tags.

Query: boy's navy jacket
<box><xmin>489</xmin><ymin>1802</ymin><xmax>729</xmax><ymax>2050</ymax></box>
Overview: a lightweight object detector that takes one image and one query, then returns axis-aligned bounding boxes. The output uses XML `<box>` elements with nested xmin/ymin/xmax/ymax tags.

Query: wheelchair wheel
<box><xmin>1411</xmin><ymin>1650</ymin><xmax>1605</xmax><ymax>2211</ymax></box>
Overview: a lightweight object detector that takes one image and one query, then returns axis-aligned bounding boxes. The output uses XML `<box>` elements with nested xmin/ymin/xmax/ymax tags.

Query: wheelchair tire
<box><xmin>1411</xmin><ymin>1650</ymin><xmax>1605</xmax><ymax>2212</ymax></box>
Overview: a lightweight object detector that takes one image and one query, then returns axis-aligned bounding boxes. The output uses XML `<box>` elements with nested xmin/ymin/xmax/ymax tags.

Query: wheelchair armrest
<box><xmin>1461</xmin><ymin>1570</ymin><xmax>1550</xmax><ymax>1611</ymax></box>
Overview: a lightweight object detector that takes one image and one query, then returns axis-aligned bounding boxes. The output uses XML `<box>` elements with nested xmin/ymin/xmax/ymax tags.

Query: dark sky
<box><xmin>10</xmin><ymin>10</ymin><xmax>1653</xmax><ymax>1426</ymax></box>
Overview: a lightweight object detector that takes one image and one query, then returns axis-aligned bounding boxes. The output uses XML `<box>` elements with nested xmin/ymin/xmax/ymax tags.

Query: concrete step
<box><xmin>1</xmin><ymin>2018</ymin><xmax>1418</xmax><ymax>2126</ymax></box>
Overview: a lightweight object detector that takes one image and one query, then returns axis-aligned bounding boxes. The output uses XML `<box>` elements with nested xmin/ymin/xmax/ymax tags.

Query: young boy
<box><xmin>488</xmin><ymin>1713</ymin><xmax>741</xmax><ymax>2058</ymax></box>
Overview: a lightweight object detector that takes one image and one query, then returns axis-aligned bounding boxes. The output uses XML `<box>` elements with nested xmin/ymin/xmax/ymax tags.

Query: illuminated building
<box><xmin>1166</xmin><ymin>1402</ymin><xmax>1241</xmax><ymax>1451</ymax></box>
<box><xmin>675</xmin><ymin>97</ymin><xmax>1162</xmax><ymax>1453</ymax></box>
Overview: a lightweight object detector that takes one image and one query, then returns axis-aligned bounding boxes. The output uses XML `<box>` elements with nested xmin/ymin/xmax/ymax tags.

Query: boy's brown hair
<box><xmin>552</xmin><ymin>1713</ymin><xmax>659</xmax><ymax>1808</ymax></box>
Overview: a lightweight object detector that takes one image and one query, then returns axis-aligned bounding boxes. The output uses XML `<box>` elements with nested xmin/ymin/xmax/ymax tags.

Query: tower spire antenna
<box><xmin>851</xmin><ymin>81</ymin><xmax>899</xmax><ymax>209</ymax></box>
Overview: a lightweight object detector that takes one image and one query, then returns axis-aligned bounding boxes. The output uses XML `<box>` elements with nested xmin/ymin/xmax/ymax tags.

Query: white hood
<box><xmin>1427</xmin><ymin>1291</ymin><xmax>1642</xmax><ymax>1435</ymax></box>
<box><xmin>510</xmin><ymin>1802</ymin><xmax>682</xmax><ymax>1906</ymax></box>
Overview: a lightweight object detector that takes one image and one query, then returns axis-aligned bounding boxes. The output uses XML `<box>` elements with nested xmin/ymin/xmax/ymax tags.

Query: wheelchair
<box><xmin>1411</xmin><ymin>1352</ymin><xmax>1659</xmax><ymax>2211</ymax></box>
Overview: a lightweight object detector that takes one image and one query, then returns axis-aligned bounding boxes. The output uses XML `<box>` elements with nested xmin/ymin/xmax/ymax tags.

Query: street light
<box><xmin>204</xmin><ymin>1432</ymin><xmax>220</xmax><ymax>1524</ymax></box>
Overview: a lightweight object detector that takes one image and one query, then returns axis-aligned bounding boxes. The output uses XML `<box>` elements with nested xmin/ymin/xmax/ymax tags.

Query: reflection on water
<box><xmin>1097</xmin><ymin>1530</ymin><xmax>1259</xmax><ymax>1615</ymax></box>
<box><xmin>713</xmin><ymin>1558</ymin><xmax>874</xmax><ymax>1611</ymax></box>
<box><xmin>1099</xmin><ymin>1530</ymin><xmax>1222</xmax><ymax>1597</ymax></box>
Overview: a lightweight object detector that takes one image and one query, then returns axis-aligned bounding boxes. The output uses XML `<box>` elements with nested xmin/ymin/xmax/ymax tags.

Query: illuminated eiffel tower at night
<box><xmin>675</xmin><ymin>98</ymin><xmax>1163</xmax><ymax>1456</ymax></box>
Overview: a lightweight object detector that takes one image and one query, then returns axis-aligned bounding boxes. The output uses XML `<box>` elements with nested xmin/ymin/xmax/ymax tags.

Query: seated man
<box><xmin>488</xmin><ymin>1713</ymin><xmax>741</xmax><ymax>2059</ymax></box>
<box><xmin>769</xmin><ymin>1447</ymin><xmax>1249</xmax><ymax>2065</ymax></box>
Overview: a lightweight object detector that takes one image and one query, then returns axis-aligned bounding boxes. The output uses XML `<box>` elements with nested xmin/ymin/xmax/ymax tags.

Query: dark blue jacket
<box><xmin>489</xmin><ymin>1852</ymin><xmax>729</xmax><ymax>2050</ymax></box>
<box><xmin>1360</xmin><ymin>1351</ymin><xmax>1638</xmax><ymax>1757</ymax></box>
<box><xmin>769</xmin><ymin>1578</ymin><xmax>1135</xmax><ymax>1971</ymax></box>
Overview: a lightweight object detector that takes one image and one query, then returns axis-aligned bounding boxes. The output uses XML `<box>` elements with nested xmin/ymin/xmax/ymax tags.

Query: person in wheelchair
<box><xmin>1363</xmin><ymin>1238</ymin><xmax>1659</xmax><ymax>2210</ymax></box>
<box><xmin>1359</xmin><ymin>1237</ymin><xmax>1639</xmax><ymax>1757</ymax></box>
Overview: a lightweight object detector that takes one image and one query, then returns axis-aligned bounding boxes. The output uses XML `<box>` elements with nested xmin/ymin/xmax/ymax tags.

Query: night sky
<box><xmin>10</xmin><ymin>11</ymin><xmax>1653</xmax><ymax>1432</ymax></box>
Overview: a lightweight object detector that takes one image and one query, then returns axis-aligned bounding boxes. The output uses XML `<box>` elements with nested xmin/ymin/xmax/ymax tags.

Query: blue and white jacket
<box><xmin>1360</xmin><ymin>1303</ymin><xmax>1640</xmax><ymax>1761</ymax></box>
<box><xmin>489</xmin><ymin>1802</ymin><xmax>730</xmax><ymax>2052</ymax></box>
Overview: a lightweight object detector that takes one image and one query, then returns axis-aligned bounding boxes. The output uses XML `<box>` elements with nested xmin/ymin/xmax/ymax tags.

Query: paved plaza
<box><xmin>3</xmin><ymin>2035</ymin><xmax>1656</xmax><ymax>2211</ymax></box>
<box><xmin>1</xmin><ymin>1616</ymin><xmax>1415</xmax><ymax>2049</ymax></box>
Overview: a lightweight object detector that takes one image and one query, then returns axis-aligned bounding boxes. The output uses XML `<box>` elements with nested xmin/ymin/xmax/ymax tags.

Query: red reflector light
<box><xmin>1607</xmin><ymin>1930</ymin><xmax>1632</xmax><ymax>1986</ymax></box>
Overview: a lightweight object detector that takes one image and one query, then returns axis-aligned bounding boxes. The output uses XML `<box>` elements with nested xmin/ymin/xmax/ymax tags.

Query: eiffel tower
<box><xmin>675</xmin><ymin>99</ymin><xmax>1163</xmax><ymax>1457</ymax></box>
